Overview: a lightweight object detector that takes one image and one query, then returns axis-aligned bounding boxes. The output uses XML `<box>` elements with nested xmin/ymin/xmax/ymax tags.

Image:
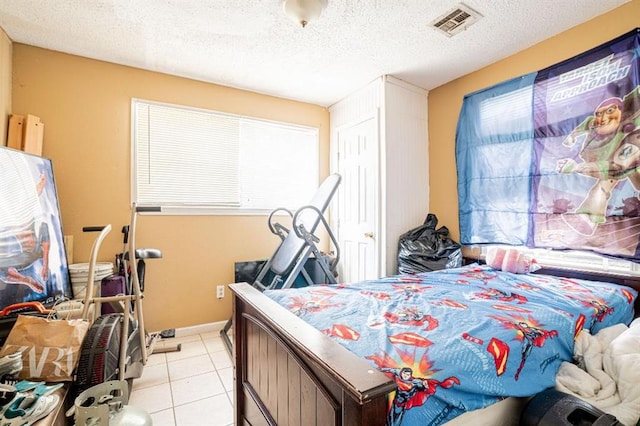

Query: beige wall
<box><xmin>12</xmin><ymin>45</ymin><xmax>329</xmax><ymax>331</ymax></box>
<box><xmin>428</xmin><ymin>0</ymin><xmax>639</xmax><ymax>242</ymax></box>
<box><xmin>0</xmin><ymin>27</ymin><xmax>10</xmax><ymax>145</ymax></box>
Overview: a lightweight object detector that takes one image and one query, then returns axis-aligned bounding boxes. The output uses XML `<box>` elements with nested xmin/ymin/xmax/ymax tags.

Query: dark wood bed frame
<box><xmin>230</xmin><ymin>263</ymin><xmax>640</xmax><ymax>426</ymax></box>
<box><xmin>230</xmin><ymin>282</ymin><xmax>395</xmax><ymax>426</ymax></box>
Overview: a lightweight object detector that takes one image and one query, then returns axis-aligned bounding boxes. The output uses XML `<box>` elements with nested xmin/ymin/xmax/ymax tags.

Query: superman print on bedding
<box><xmin>264</xmin><ymin>264</ymin><xmax>637</xmax><ymax>426</ymax></box>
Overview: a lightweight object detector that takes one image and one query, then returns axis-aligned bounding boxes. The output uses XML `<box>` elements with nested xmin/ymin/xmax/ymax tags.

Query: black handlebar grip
<box><xmin>82</xmin><ymin>226</ymin><xmax>106</xmax><ymax>232</ymax></box>
<box><xmin>136</xmin><ymin>206</ymin><xmax>161</xmax><ymax>213</ymax></box>
<box><xmin>121</xmin><ymin>225</ymin><xmax>130</xmax><ymax>244</ymax></box>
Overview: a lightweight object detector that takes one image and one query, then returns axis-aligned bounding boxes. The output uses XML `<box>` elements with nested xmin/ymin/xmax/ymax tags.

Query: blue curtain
<box><xmin>456</xmin><ymin>73</ymin><xmax>536</xmax><ymax>245</ymax></box>
<box><xmin>456</xmin><ymin>28</ymin><xmax>640</xmax><ymax>260</ymax></box>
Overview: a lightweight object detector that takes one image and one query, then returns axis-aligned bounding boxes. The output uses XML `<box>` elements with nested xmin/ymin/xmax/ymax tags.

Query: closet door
<box><xmin>331</xmin><ymin>75</ymin><xmax>427</xmax><ymax>282</ymax></box>
<box><xmin>335</xmin><ymin>115</ymin><xmax>379</xmax><ymax>284</ymax></box>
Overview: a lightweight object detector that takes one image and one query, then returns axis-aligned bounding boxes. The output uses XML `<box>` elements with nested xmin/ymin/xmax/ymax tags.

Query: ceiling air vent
<box><xmin>431</xmin><ymin>3</ymin><xmax>482</xmax><ymax>37</ymax></box>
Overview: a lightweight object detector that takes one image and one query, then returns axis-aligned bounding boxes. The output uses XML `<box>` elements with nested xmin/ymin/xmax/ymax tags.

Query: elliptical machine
<box><xmin>73</xmin><ymin>204</ymin><xmax>180</xmax><ymax>397</ymax></box>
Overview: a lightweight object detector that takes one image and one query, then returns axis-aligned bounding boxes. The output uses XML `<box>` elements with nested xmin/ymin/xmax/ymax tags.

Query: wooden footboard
<box><xmin>230</xmin><ymin>283</ymin><xmax>396</xmax><ymax>426</ymax></box>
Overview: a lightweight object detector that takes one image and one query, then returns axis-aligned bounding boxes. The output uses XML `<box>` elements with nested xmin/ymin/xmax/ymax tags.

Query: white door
<box><xmin>335</xmin><ymin>115</ymin><xmax>378</xmax><ymax>284</ymax></box>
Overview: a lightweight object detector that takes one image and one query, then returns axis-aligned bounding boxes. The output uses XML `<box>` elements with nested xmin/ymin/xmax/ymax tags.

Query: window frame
<box><xmin>130</xmin><ymin>98</ymin><xmax>320</xmax><ymax>215</ymax></box>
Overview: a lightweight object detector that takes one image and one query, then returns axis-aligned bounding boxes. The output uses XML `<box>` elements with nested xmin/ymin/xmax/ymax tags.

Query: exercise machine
<box><xmin>221</xmin><ymin>173</ymin><xmax>341</xmax><ymax>354</ymax></box>
<box><xmin>74</xmin><ymin>204</ymin><xmax>181</xmax><ymax>396</ymax></box>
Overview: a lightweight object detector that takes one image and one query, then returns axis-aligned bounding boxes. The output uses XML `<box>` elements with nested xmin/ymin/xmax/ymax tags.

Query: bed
<box><xmin>229</xmin><ymin>260</ymin><xmax>639</xmax><ymax>426</ymax></box>
<box><xmin>227</xmin><ymin>30</ymin><xmax>640</xmax><ymax>426</ymax></box>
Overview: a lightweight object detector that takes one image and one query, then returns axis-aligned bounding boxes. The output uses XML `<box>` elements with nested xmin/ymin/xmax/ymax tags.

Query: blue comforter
<box><xmin>264</xmin><ymin>264</ymin><xmax>637</xmax><ymax>426</ymax></box>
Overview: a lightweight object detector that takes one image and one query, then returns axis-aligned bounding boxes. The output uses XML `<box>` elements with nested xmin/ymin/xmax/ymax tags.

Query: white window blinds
<box><xmin>132</xmin><ymin>99</ymin><xmax>318</xmax><ymax>213</ymax></box>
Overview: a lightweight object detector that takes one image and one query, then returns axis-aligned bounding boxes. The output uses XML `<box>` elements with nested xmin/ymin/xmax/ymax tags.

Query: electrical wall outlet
<box><xmin>216</xmin><ymin>285</ymin><xmax>225</xmax><ymax>299</ymax></box>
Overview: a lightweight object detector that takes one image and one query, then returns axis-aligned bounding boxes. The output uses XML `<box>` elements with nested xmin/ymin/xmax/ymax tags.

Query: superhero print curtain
<box><xmin>457</xmin><ymin>28</ymin><xmax>640</xmax><ymax>260</ymax></box>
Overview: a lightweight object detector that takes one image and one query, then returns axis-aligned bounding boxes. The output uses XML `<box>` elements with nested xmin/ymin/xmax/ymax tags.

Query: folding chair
<box><xmin>221</xmin><ymin>173</ymin><xmax>341</xmax><ymax>354</ymax></box>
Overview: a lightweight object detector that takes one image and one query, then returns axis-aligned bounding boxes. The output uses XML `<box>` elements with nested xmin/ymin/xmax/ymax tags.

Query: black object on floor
<box><xmin>160</xmin><ymin>329</ymin><xmax>175</xmax><ymax>338</ymax></box>
<box><xmin>520</xmin><ymin>388</ymin><xmax>623</xmax><ymax>426</ymax></box>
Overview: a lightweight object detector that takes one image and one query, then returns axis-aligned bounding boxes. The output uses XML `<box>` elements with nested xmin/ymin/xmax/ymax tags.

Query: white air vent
<box><xmin>431</xmin><ymin>3</ymin><xmax>482</xmax><ymax>37</ymax></box>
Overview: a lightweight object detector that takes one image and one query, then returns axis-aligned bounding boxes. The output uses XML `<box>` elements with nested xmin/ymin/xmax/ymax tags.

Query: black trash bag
<box><xmin>397</xmin><ymin>213</ymin><xmax>462</xmax><ymax>274</ymax></box>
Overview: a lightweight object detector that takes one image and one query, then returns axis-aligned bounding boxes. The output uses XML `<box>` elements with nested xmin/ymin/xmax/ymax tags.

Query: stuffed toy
<box><xmin>486</xmin><ymin>247</ymin><xmax>539</xmax><ymax>274</ymax></box>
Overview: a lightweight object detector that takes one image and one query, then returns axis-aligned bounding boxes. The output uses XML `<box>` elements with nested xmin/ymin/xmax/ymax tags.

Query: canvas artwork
<box><xmin>0</xmin><ymin>146</ymin><xmax>72</xmax><ymax>310</ymax></box>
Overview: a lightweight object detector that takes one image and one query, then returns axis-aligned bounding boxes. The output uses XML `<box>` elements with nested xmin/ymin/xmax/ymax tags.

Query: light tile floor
<box><xmin>129</xmin><ymin>327</ymin><xmax>234</xmax><ymax>426</ymax></box>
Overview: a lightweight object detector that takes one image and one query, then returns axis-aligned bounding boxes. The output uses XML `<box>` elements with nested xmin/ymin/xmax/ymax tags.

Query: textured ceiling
<box><xmin>0</xmin><ymin>0</ymin><xmax>630</xmax><ymax>107</ymax></box>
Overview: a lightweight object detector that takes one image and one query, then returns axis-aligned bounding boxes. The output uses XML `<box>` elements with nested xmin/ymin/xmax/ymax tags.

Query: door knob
<box><xmin>364</xmin><ymin>232</ymin><xmax>374</xmax><ymax>239</ymax></box>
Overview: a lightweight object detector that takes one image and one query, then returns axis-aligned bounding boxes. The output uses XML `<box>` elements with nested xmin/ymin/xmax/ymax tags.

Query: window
<box><xmin>478</xmin><ymin>85</ymin><xmax>533</xmax><ymax>139</ymax></box>
<box><xmin>457</xmin><ymin>30</ymin><xmax>640</xmax><ymax>263</ymax></box>
<box><xmin>131</xmin><ymin>99</ymin><xmax>319</xmax><ymax>214</ymax></box>
<box><xmin>456</xmin><ymin>73</ymin><xmax>536</xmax><ymax>245</ymax></box>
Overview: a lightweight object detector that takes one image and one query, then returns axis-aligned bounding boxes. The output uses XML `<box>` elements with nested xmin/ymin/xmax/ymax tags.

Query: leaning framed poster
<box><xmin>0</xmin><ymin>146</ymin><xmax>72</xmax><ymax>310</ymax></box>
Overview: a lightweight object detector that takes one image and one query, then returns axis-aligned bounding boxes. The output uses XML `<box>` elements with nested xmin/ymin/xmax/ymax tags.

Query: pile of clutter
<box><xmin>0</xmin><ymin>350</ymin><xmax>152</xmax><ymax>425</ymax></box>
<box><xmin>0</xmin><ymin>352</ymin><xmax>62</xmax><ymax>425</ymax></box>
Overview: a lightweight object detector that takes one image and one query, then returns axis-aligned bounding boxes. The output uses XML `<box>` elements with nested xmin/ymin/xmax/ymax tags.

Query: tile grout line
<box><xmin>131</xmin><ymin>332</ymin><xmax>235</xmax><ymax>425</ymax></box>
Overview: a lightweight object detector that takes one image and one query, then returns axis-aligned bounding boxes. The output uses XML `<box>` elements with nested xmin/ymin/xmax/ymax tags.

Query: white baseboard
<box><xmin>171</xmin><ymin>321</ymin><xmax>226</xmax><ymax>337</ymax></box>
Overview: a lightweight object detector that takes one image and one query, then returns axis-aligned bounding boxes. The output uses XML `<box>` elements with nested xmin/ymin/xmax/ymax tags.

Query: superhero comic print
<box><xmin>0</xmin><ymin>146</ymin><xmax>73</xmax><ymax>310</ymax></box>
<box><xmin>264</xmin><ymin>264</ymin><xmax>637</xmax><ymax>426</ymax></box>
<box><xmin>457</xmin><ymin>28</ymin><xmax>640</xmax><ymax>260</ymax></box>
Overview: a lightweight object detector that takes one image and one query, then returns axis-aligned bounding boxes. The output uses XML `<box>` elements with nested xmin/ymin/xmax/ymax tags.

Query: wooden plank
<box><xmin>245</xmin><ymin>321</ymin><xmax>255</xmax><ymax>385</ymax></box>
<box><xmin>7</xmin><ymin>114</ymin><xmax>24</xmax><ymax>150</ymax></box>
<box><xmin>234</xmin><ymin>301</ymin><xmax>244</xmax><ymax>426</ymax></box>
<box><xmin>243</xmin><ymin>384</ymin><xmax>270</xmax><ymax>426</ymax></box>
<box><xmin>267</xmin><ymin>335</ymin><xmax>278</xmax><ymax>416</ymax></box>
<box><xmin>242</xmin><ymin>320</ymin><xmax>271</xmax><ymax>426</ymax></box>
<box><xmin>288</xmin><ymin>356</ymin><xmax>301</xmax><ymax>426</ymax></box>
<box><xmin>259</xmin><ymin>327</ymin><xmax>269</xmax><ymax>398</ymax></box>
<box><xmin>23</xmin><ymin>114</ymin><xmax>44</xmax><ymax>156</ymax></box>
<box><xmin>276</xmin><ymin>344</ymin><xmax>289</xmax><ymax>426</ymax></box>
<box><xmin>300</xmin><ymin>372</ymin><xmax>316</xmax><ymax>425</ymax></box>
<box><xmin>317</xmin><ymin>392</ymin><xmax>337</xmax><ymax>426</ymax></box>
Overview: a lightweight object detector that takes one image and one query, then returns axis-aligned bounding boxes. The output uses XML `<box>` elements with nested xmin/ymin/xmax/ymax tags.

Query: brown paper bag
<box><xmin>0</xmin><ymin>314</ymin><xmax>89</xmax><ymax>382</ymax></box>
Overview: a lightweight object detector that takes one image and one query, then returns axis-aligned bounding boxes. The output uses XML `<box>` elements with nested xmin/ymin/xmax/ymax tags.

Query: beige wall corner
<box><xmin>0</xmin><ymin>26</ymin><xmax>11</xmax><ymax>146</ymax></box>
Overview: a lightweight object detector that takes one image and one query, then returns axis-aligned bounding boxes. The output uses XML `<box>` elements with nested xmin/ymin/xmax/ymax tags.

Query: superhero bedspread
<box><xmin>264</xmin><ymin>264</ymin><xmax>637</xmax><ymax>426</ymax></box>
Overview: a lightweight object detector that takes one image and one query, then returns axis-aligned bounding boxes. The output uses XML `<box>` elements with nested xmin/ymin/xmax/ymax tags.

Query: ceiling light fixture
<box><xmin>283</xmin><ymin>0</ymin><xmax>328</xmax><ymax>28</ymax></box>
